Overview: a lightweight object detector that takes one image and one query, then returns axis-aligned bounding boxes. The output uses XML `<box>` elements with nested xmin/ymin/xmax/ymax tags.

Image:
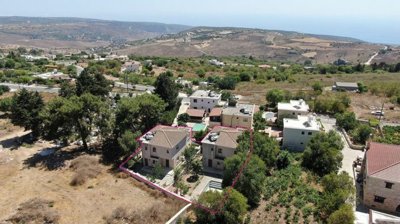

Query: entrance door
<box><xmin>166</xmin><ymin>159</ymin><xmax>170</xmax><ymax>168</ymax></box>
<box><xmin>208</xmin><ymin>159</ymin><xmax>212</xmax><ymax>167</ymax></box>
<box><xmin>396</xmin><ymin>205</ymin><xmax>400</xmax><ymax>213</ymax></box>
<box><xmin>144</xmin><ymin>158</ymin><xmax>148</xmax><ymax>166</ymax></box>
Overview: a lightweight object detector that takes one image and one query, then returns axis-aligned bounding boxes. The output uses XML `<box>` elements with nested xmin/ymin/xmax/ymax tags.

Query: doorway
<box><xmin>145</xmin><ymin>158</ymin><xmax>148</xmax><ymax>166</ymax></box>
<box><xmin>166</xmin><ymin>159</ymin><xmax>170</xmax><ymax>168</ymax></box>
<box><xmin>208</xmin><ymin>159</ymin><xmax>212</xmax><ymax>167</ymax></box>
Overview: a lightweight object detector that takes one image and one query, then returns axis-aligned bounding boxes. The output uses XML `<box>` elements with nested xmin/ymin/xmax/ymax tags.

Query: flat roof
<box><xmin>222</xmin><ymin>104</ymin><xmax>255</xmax><ymax>117</ymax></box>
<box><xmin>278</xmin><ymin>99</ymin><xmax>309</xmax><ymax>112</ymax></box>
<box><xmin>334</xmin><ymin>82</ymin><xmax>358</xmax><ymax>88</ymax></box>
<box><xmin>190</xmin><ymin>90</ymin><xmax>221</xmax><ymax>99</ymax></box>
<box><xmin>209</xmin><ymin>108</ymin><xmax>223</xmax><ymax>117</ymax></box>
<box><xmin>283</xmin><ymin>115</ymin><xmax>320</xmax><ymax>131</ymax></box>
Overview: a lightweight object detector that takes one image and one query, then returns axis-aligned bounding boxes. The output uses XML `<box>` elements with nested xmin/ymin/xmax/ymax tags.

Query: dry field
<box><xmin>0</xmin><ymin>131</ymin><xmax>186</xmax><ymax>224</ymax></box>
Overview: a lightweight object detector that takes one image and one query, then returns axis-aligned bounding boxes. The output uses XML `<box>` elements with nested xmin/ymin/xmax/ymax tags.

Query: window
<box><xmin>167</xmin><ymin>150</ymin><xmax>169</xmax><ymax>154</ymax></box>
<box><xmin>213</xmin><ymin>100</ymin><xmax>215</xmax><ymax>103</ymax></box>
<box><xmin>300</xmin><ymin>142</ymin><xmax>304</xmax><ymax>145</ymax></box>
<box><xmin>243</xmin><ymin>118</ymin><xmax>248</xmax><ymax>122</ymax></box>
<box><xmin>153</xmin><ymin>147</ymin><xmax>156</xmax><ymax>152</ymax></box>
<box><xmin>218</xmin><ymin>148</ymin><xmax>222</xmax><ymax>153</ymax></box>
<box><xmin>308</xmin><ymin>132</ymin><xmax>312</xmax><ymax>136</ymax></box>
<box><xmin>201</xmin><ymin>99</ymin><xmax>203</xmax><ymax>102</ymax></box>
<box><xmin>145</xmin><ymin>146</ymin><xmax>147</xmax><ymax>150</ymax></box>
<box><xmin>292</xmin><ymin>112</ymin><xmax>295</xmax><ymax>115</ymax></box>
<box><xmin>193</xmin><ymin>99</ymin><xmax>197</xmax><ymax>103</ymax></box>
<box><xmin>217</xmin><ymin>162</ymin><xmax>220</xmax><ymax>165</ymax></box>
<box><xmin>301</xmin><ymin>131</ymin><xmax>305</xmax><ymax>135</ymax></box>
<box><xmin>374</xmin><ymin>196</ymin><xmax>385</xmax><ymax>203</ymax></box>
<box><xmin>385</xmin><ymin>182</ymin><xmax>394</xmax><ymax>189</ymax></box>
<box><xmin>152</xmin><ymin>160</ymin><xmax>155</xmax><ymax>164</ymax></box>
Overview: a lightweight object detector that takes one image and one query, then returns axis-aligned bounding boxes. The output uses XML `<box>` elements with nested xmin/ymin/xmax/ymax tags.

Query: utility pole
<box><xmin>379</xmin><ymin>102</ymin><xmax>384</xmax><ymax>123</ymax></box>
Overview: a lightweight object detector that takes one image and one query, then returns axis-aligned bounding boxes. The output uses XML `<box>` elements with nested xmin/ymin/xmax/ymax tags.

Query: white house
<box><xmin>282</xmin><ymin>115</ymin><xmax>321</xmax><ymax>151</ymax></box>
<box><xmin>140</xmin><ymin>126</ymin><xmax>191</xmax><ymax>169</ymax></box>
<box><xmin>277</xmin><ymin>99</ymin><xmax>310</xmax><ymax>119</ymax></box>
<box><xmin>189</xmin><ymin>90</ymin><xmax>221</xmax><ymax>113</ymax></box>
<box><xmin>201</xmin><ymin>127</ymin><xmax>244</xmax><ymax>170</ymax></box>
<box><xmin>209</xmin><ymin>59</ymin><xmax>225</xmax><ymax>66</ymax></box>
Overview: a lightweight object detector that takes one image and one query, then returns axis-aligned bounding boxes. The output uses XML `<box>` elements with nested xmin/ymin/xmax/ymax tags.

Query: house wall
<box><xmin>202</xmin><ymin>143</ymin><xmax>236</xmax><ymax>170</ymax></box>
<box><xmin>278</xmin><ymin>109</ymin><xmax>308</xmax><ymax>119</ymax></box>
<box><xmin>221</xmin><ymin>114</ymin><xmax>253</xmax><ymax>129</ymax></box>
<box><xmin>282</xmin><ymin>128</ymin><xmax>319</xmax><ymax>151</ymax></box>
<box><xmin>142</xmin><ymin>136</ymin><xmax>189</xmax><ymax>168</ymax></box>
<box><xmin>189</xmin><ymin>97</ymin><xmax>220</xmax><ymax>113</ymax></box>
<box><xmin>363</xmin><ymin>175</ymin><xmax>400</xmax><ymax>214</ymax></box>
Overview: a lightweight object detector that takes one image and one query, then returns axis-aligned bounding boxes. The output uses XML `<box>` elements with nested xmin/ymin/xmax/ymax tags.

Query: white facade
<box><xmin>189</xmin><ymin>90</ymin><xmax>221</xmax><ymax>113</ymax></box>
<box><xmin>277</xmin><ymin>99</ymin><xmax>309</xmax><ymax>119</ymax></box>
<box><xmin>282</xmin><ymin>115</ymin><xmax>321</xmax><ymax>151</ymax></box>
<box><xmin>122</xmin><ymin>61</ymin><xmax>141</xmax><ymax>73</ymax></box>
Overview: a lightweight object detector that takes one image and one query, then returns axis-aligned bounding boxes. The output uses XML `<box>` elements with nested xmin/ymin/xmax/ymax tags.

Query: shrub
<box><xmin>7</xmin><ymin>198</ymin><xmax>59</xmax><ymax>224</ymax></box>
<box><xmin>70</xmin><ymin>156</ymin><xmax>101</xmax><ymax>186</ymax></box>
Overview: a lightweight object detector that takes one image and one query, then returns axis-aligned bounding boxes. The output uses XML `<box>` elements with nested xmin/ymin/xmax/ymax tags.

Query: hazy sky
<box><xmin>1</xmin><ymin>0</ymin><xmax>399</xmax><ymax>44</ymax></box>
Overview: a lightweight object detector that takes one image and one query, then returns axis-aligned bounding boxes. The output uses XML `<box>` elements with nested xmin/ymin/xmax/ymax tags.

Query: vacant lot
<box><xmin>0</xmin><ymin>133</ymin><xmax>185</xmax><ymax>223</ymax></box>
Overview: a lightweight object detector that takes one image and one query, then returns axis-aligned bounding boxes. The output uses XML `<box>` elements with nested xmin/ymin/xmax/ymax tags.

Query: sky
<box><xmin>0</xmin><ymin>0</ymin><xmax>399</xmax><ymax>44</ymax></box>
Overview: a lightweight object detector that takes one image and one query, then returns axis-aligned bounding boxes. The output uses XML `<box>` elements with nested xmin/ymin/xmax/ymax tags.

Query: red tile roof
<box><xmin>366</xmin><ymin>142</ymin><xmax>400</xmax><ymax>181</ymax></box>
<box><xmin>186</xmin><ymin>109</ymin><xmax>205</xmax><ymax>118</ymax></box>
<box><xmin>209</xmin><ymin>108</ymin><xmax>222</xmax><ymax>117</ymax></box>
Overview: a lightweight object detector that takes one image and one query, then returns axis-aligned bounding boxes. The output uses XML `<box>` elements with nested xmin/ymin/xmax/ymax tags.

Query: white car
<box><xmin>371</xmin><ymin>111</ymin><xmax>384</xmax><ymax>116</ymax></box>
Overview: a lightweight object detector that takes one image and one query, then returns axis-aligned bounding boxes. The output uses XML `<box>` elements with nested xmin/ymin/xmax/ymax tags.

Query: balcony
<box><xmin>215</xmin><ymin>154</ymin><xmax>225</xmax><ymax>161</ymax></box>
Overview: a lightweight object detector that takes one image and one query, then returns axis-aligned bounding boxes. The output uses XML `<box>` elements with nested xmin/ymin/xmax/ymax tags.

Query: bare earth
<box><xmin>0</xmin><ymin>133</ymin><xmax>185</xmax><ymax>223</ymax></box>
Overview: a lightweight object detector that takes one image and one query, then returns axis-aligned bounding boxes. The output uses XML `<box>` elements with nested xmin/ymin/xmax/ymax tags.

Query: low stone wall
<box><xmin>166</xmin><ymin>203</ymin><xmax>192</xmax><ymax>224</ymax></box>
<box><xmin>341</xmin><ymin>128</ymin><xmax>365</xmax><ymax>151</ymax></box>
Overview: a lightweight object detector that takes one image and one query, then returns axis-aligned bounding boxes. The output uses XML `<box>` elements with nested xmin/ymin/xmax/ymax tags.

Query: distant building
<box><xmin>221</xmin><ymin>104</ymin><xmax>257</xmax><ymax>129</ymax></box>
<box><xmin>201</xmin><ymin>127</ymin><xmax>244</xmax><ymax>170</ymax></box>
<box><xmin>189</xmin><ymin>90</ymin><xmax>221</xmax><ymax>113</ymax></box>
<box><xmin>122</xmin><ymin>61</ymin><xmax>141</xmax><ymax>73</ymax></box>
<box><xmin>33</xmin><ymin>70</ymin><xmax>71</xmax><ymax>81</ymax></box>
<box><xmin>175</xmin><ymin>78</ymin><xmax>192</xmax><ymax>88</ymax></box>
<box><xmin>140</xmin><ymin>126</ymin><xmax>191</xmax><ymax>169</ymax></box>
<box><xmin>332</xmin><ymin>82</ymin><xmax>359</xmax><ymax>92</ymax></box>
<box><xmin>277</xmin><ymin>99</ymin><xmax>310</xmax><ymax>119</ymax></box>
<box><xmin>363</xmin><ymin>142</ymin><xmax>400</xmax><ymax>214</ymax></box>
<box><xmin>333</xmin><ymin>58</ymin><xmax>349</xmax><ymax>66</ymax></box>
<box><xmin>209</xmin><ymin>59</ymin><xmax>225</xmax><ymax>66</ymax></box>
<box><xmin>282</xmin><ymin>115</ymin><xmax>321</xmax><ymax>151</ymax></box>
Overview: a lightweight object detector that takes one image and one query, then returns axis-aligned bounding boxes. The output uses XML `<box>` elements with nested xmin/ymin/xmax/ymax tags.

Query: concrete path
<box><xmin>190</xmin><ymin>175</ymin><xmax>222</xmax><ymax>200</ymax></box>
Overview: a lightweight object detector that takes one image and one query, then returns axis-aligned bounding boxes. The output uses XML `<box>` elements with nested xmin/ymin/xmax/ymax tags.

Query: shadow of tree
<box><xmin>0</xmin><ymin>132</ymin><xmax>32</xmax><ymax>150</ymax></box>
<box><xmin>23</xmin><ymin>147</ymin><xmax>85</xmax><ymax>171</ymax></box>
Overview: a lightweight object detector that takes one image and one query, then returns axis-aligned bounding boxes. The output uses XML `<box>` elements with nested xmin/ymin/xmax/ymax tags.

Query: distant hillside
<box><xmin>0</xmin><ymin>16</ymin><xmax>191</xmax><ymax>49</ymax></box>
<box><xmin>117</xmin><ymin>27</ymin><xmax>387</xmax><ymax>64</ymax></box>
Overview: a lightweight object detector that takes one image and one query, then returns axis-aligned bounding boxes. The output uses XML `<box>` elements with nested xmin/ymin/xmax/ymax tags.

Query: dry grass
<box><xmin>6</xmin><ymin>198</ymin><xmax>59</xmax><ymax>224</ymax></box>
<box><xmin>105</xmin><ymin>201</ymin><xmax>184</xmax><ymax>224</ymax></box>
<box><xmin>69</xmin><ymin>156</ymin><xmax>101</xmax><ymax>186</ymax></box>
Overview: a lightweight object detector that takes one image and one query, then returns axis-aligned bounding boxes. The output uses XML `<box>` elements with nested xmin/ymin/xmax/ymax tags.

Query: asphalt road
<box><xmin>114</xmin><ymin>82</ymin><xmax>155</xmax><ymax>92</ymax></box>
<box><xmin>0</xmin><ymin>83</ymin><xmax>60</xmax><ymax>93</ymax></box>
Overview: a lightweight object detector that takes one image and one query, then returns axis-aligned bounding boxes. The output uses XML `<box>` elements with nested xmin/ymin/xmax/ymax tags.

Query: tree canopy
<box><xmin>194</xmin><ymin>188</ymin><xmax>248</xmax><ymax>224</ymax></box>
<box><xmin>76</xmin><ymin>69</ymin><xmax>112</xmax><ymax>97</ymax></box>
<box><xmin>10</xmin><ymin>89</ymin><xmax>44</xmax><ymax>138</ymax></box>
<box><xmin>154</xmin><ymin>72</ymin><xmax>178</xmax><ymax>110</ymax></box>
<box><xmin>302</xmin><ymin>131</ymin><xmax>344</xmax><ymax>176</ymax></box>
<box><xmin>266</xmin><ymin>89</ymin><xmax>291</xmax><ymax>107</ymax></box>
<box><xmin>115</xmin><ymin>94</ymin><xmax>166</xmax><ymax>136</ymax></box>
<box><xmin>223</xmin><ymin>153</ymin><xmax>267</xmax><ymax>207</ymax></box>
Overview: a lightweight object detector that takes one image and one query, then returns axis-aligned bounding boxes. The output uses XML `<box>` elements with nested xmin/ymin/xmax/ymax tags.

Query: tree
<box><xmin>0</xmin><ymin>85</ymin><xmax>10</xmax><ymax>95</ymax></box>
<box><xmin>0</xmin><ymin>97</ymin><xmax>12</xmax><ymax>113</ymax></box>
<box><xmin>194</xmin><ymin>129</ymin><xmax>207</xmax><ymax>142</ymax></box>
<box><xmin>177</xmin><ymin>113</ymin><xmax>190</xmax><ymax>123</ymax></box>
<box><xmin>253</xmin><ymin>111</ymin><xmax>266</xmax><ymax>132</ymax></box>
<box><xmin>221</xmin><ymin>91</ymin><xmax>232</xmax><ymax>101</ymax></box>
<box><xmin>218</xmin><ymin>76</ymin><xmax>237</xmax><ymax>90</ymax></box>
<box><xmin>115</xmin><ymin>94</ymin><xmax>166</xmax><ymax>136</ymax></box>
<box><xmin>196</xmin><ymin>69</ymin><xmax>206</xmax><ymax>78</ymax></box>
<box><xmin>223</xmin><ymin>153</ymin><xmax>266</xmax><ymax>207</ymax></box>
<box><xmin>117</xmin><ymin>130</ymin><xmax>140</xmax><ymax>158</ymax></box>
<box><xmin>312</xmin><ymin>82</ymin><xmax>323</xmax><ymax>94</ymax></box>
<box><xmin>357</xmin><ymin>82</ymin><xmax>368</xmax><ymax>93</ymax></box>
<box><xmin>351</xmin><ymin>124</ymin><xmax>372</xmax><ymax>144</ymax></box>
<box><xmin>320</xmin><ymin>172</ymin><xmax>355</xmax><ymax>219</ymax></box>
<box><xmin>302</xmin><ymin>131</ymin><xmax>344</xmax><ymax>176</ymax></box>
<box><xmin>236</xmin><ymin>131</ymin><xmax>279</xmax><ymax>169</ymax></box>
<box><xmin>192</xmin><ymin>159</ymin><xmax>202</xmax><ymax>178</ymax></box>
<box><xmin>10</xmin><ymin>89</ymin><xmax>44</xmax><ymax>138</ymax></box>
<box><xmin>239</xmin><ymin>73</ymin><xmax>251</xmax><ymax>82</ymax></box>
<box><xmin>154</xmin><ymin>72</ymin><xmax>178</xmax><ymax>110</ymax></box>
<box><xmin>327</xmin><ymin>204</ymin><xmax>355</xmax><ymax>224</ymax></box>
<box><xmin>276</xmin><ymin>150</ymin><xmax>291</xmax><ymax>169</ymax></box>
<box><xmin>76</xmin><ymin>69</ymin><xmax>111</xmax><ymax>97</ymax></box>
<box><xmin>41</xmin><ymin>94</ymin><xmax>112</xmax><ymax>150</ymax></box>
<box><xmin>266</xmin><ymin>89</ymin><xmax>291</xmax><ymax>107</ymax></box>
<box><xmin>59</xmin><ymin>81</ymin><xmax>76</xmax><ymax>98</ymax></box>
<box><xmin>183</xmin><ymin>145</ymin><xmax>197</xmax><ymax>173</ymax></box>
<box><xmin>336</xmin><ymin>112</ymin><xmax>358</xmax><ymax>131</ymax></box>
<box><xmin>195</xmin><ymin>188</ymin><xmax>248</xmax><ymax>224</ymax></box>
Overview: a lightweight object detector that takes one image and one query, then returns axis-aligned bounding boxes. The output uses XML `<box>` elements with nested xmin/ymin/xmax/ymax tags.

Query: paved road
<box><xmin>0</xmin><ymin>83</ymin><xmax>60</xmax><ymax>93</ymax></box>
<box><xmin>114</xmin><ymin>82</ymin><xmax>155</xmax><ymax>92</ymax></box>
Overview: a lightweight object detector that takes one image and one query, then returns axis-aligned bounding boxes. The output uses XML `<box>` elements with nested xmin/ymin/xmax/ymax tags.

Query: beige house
<box><xmin>363</xmin><ymin>142</ymin><xmax>400</xmax><ymax>215</ymax></box>
<box><xmin>221</xmin><ymin>104</ymin><xmax>257</xmax><ymax>129</ymax></box>
<box><xmin>277</xmin><ymin>99</ymin><xmax>309</xmax><ymax>119</ymax></box>
<box><xmin>282</xmin><ymin>115</ymin><xmax>321</xmax><ymax>151</ymax></box>
<box><xmin>140</xmin><ymin>126</ymin><xmax>191</xmax><ymax>169</ymax></box>
<box><xmin>201</xmin><ymin>127</ymin><xmax>244</xmax><ymax>170</ymax></box>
